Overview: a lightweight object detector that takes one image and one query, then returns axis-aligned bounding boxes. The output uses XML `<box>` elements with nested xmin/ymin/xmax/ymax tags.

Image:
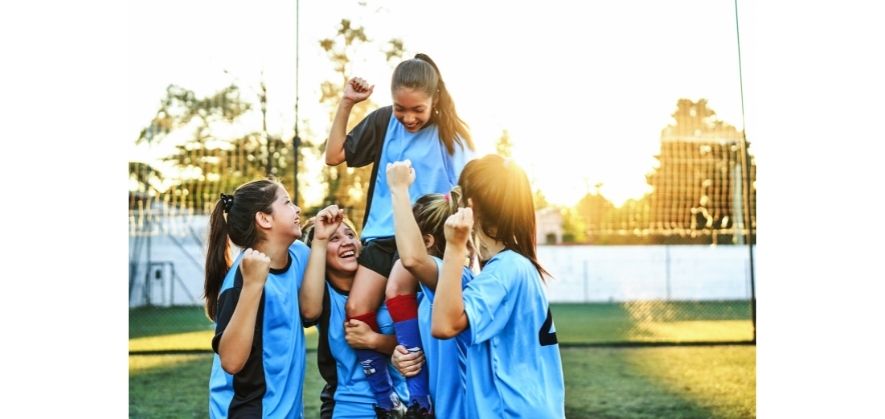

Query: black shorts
<box><xmin>357</xmin><ymin>236</ymin><xmax>399</xmax><ymax>277</ymax></box>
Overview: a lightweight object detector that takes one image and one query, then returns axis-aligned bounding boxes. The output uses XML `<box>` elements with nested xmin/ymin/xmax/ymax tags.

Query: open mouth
<box><xmin>339</xmin><ymin>249</ymin><xmax>356</xmax><ymax>259</ymax></box>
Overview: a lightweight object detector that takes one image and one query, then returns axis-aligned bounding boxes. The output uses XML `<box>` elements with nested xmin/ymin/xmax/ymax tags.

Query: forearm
<box><xmin>325</xmin><ymin>100</ymin><xmax>355</xmax><ymax>165</ymax></box>
<box><xmin>299</xmin><ymin>240</ymin><xmax>329</xmax><ymax>321</ymax></box>
<box><xmin>218</xmin><ymin>283</ymin><xmax>264</xmax><ymax>374</ymax></box>
<box><xmin>431</xmin><ymin>244</ymin><xmax>469</xmax><ymax>338</ymax></box>
<box><xmin>390</xmin><ymin>186</ymin><xmax>437</xmax><ymax>287</ymax></box>
<box><xmin>390</xmin><ymin>187</ymin><xmax>426</xmax><ymax>261</ymax></box>
<box><xmin>370</xmin><ymin>333</ymin><xmax>399</xmax><ymax>356</ymax></box>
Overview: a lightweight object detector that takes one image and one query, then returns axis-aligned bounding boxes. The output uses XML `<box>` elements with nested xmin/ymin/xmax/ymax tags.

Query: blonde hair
<box><xmin>412</xmin><ymin>186</ymin><xmax>462</xmax><ymax>257</ymax></box>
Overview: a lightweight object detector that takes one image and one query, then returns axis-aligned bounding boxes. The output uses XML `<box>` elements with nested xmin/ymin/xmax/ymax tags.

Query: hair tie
<box><xmin>444</xmin><ymin>193</ymin><xmax>450</xmax><ymax>202</ymax></box>
<box><xmin>220</xmin><ymin>193</ymin><xmax>234</xmax><ymax>213</ymax></box>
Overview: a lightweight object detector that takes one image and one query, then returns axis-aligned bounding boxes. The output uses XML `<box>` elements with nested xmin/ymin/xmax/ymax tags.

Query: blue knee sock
<box><xmin>355</xmin><ymin>348</ymin><xmax>397</xmax><ymax>409</ymax></box>
<box><xmin>388</xmin><ymin>295</ymin><xmax>432</xmax><ymax>411</ymax></box>
<box><xmin>350</xmin><ymin>312</ymin><xmax>398</xmax><ymax>410</ymax></box>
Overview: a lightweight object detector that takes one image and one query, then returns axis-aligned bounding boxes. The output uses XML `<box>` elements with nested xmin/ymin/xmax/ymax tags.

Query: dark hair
<box><xmin>204</xmin><ymin>179</ymin><xmax>281</xmax><ymax>320</ymax></box>
<box><xmin>412</xmin><ymin>186</ymin><xmax>462</xmax><ymax>258</ymax></box>
<box><xmin>301</xmin><ymin>216</ymin><xmax>358</xmax><ymax>248</ymax></box>
<box><xmin>458</xmin><ymin>154</ymin><xmax>550</xmax><ymax>280</ymax></box>
<box><xmin>391</xmin><ymin>53</ymin><xmax>475</xmax><ymax>155</ymax></box>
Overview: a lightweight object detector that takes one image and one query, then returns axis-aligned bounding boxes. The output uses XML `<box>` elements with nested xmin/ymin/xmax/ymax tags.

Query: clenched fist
<box><xmin>240</xmin><ymin>248</ymin><xmax>271</xmax><ymax>288</ymax></box>
<box><xmin>312</xmin><ymin>205</ymin><xmax>345</xmax><ymax>242</ymax></box>
<box><xmin>343</xmin><ymin>77</ymin><xmax>374</xmax><ymax>105</ymax></box>
<box><xmin>386</xmin><ymin>160</ymin><xmax>415</xmax><ymax>190</ymax></box>
<box><xmin>444</xmin><ymin>207</ymin><xmax>474</xmax><ymax>248</ymax></box>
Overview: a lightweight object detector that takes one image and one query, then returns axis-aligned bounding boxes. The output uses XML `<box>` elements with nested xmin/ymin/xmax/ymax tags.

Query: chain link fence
<box><xmin>129</xmin><ymin>83</ymin><xmax>755</xmax><ymax>354</ymax></box>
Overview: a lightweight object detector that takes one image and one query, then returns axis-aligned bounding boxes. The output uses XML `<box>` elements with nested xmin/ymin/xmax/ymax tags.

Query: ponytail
<box><xmin>448</xmin><ymin>185</ymin><xmax>463</xmax><ymax>215</ymax></box>
<box><xmin>411</xmin><ymin>185</ymin><xmax>464</xmax><ymax>258</ymax></box>
<box><xmin>203</xmin><ymin>179</ymin><xmax>280</xmax><ymax>320</ymax></box>
<box><xmin>393</xmin><ymin>54</ymin><xmax>475</xmax><ymax>155</ymax></box>
<box><xmin>204</xmin><ymin>199</ymin><xmax>232</xmax><ymax>321</ymax></box>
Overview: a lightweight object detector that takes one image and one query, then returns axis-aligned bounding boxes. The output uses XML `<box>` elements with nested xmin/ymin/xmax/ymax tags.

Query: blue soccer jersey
<box><xmin>316</xmin><ymin>281</ymin><xmax>409</xmax><ymax>419</ymax></box>
<box><xmin>417</xmin><ymin>257</ymin><xmax>473</xmax><ymax>419</ymax></box>
<box><xmin>460</xmin><ymin>250</ymin><xmax>565</xmax><ymax>418</ymax></box>
<box><xmin>344</xmin><ymin>107</ymin><xmax>474</xmax><ymax>241</ymax></box>
<box><xmin>209</xmin><ymin>241</ymin><xmax>311</xmax><ymax>419</ymax></box>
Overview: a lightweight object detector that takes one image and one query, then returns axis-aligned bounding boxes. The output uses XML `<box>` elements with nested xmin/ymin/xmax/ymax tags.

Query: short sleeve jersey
<box><xmin>460</xmin><ymin>250</ymin><xmax>565</xmax><ymax>418</ymax></box>
<box><xmin>344</xmin><ymin>106</ymin><xmax>474</xmax><ymax>241</ymax></box>
<box><xmin>208</xmin><ymin>241</ymin><xmax>311</xmax><ymax>419</ymax></box>
<box><xmin>417</xmin><ymin>256</ymin><xmax>473</xmax><ymax>419</ymax></box>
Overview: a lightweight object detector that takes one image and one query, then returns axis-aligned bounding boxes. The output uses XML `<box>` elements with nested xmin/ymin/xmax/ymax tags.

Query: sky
<box><xmin>129</xmin><ymin>0</ymin><xmax>748</xmax><ymax>207</ymax></box>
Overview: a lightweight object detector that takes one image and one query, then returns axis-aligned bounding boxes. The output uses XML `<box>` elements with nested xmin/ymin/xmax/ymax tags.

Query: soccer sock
<box><xmin>386</xmin><ymin>294</ymin><xmax>432</xmax><ymax>411</ymax></box>
<box><xmin>349</xmin><ymin>312</ymin><xmax>398</xmax><ymax>410</ymax></box>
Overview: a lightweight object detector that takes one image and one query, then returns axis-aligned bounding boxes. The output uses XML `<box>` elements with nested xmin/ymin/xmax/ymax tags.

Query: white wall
<box><xmin>129</xmin><ymin>217</ymin><xmax>756</xmax><ymax>307</ymax></box>
<box><xmin>539</xmin><ymin>245</ymin><xmax>755</xmax><ymax>302</ymax></box>
<box><xmin>129</xmin><ymin>215</ymin><xmax>209</xmax><ymax>307</ymax></box>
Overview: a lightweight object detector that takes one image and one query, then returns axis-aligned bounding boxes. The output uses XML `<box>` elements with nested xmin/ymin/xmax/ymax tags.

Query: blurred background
<box><xmin>128</xmin><ymin>0</ymin><xmax>756</xmax><ymax>417</ymax></box>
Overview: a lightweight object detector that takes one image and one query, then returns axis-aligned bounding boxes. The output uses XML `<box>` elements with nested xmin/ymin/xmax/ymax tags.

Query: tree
<box><xmin>560</xmin><ymin>207</ymin><xmax>587</xmax><ymax>243</ymax></box>
<box><xmin>645</xmin><ymin>98</ymin><xmax>754</xmax><ymax>243</ymax></box>
<box><xmin>495</xmin><ymin>129</ymin><xmax>513</xmax><ymax>159</ymax></box>
<box><xmin>317</xmin><ymin>19</ymin><xmax>404</xmax><ymax>229</ymax></box>
<box><xmin>575</xmin><ymin>183</ymin><xmax>615</xmax><ymax>239</ymax></box>
<box><xmin>130</xmin><ymin>83</ymin><xmax>309</xmax><ymax>213</ymax></box>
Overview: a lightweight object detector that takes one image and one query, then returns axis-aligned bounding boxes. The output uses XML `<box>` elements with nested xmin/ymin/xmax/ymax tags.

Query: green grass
<box><xmin>552</xmin><ymin>301</ymin><xmax>753</xmax><ymax>343</ymax></box>
<box><xmin>562</xmin><ymin>346</ymin><xmax>755</xmax><ymax>418</ymax></box>
<box><xmin>130</xmin><ymin>346</ymin><xmax>755</xmax><ymax>418</ymax></box>
<box><xmin>130</xmin><ymin>302</ymin><xmax>755</xmax><ymax>417</ymax></box>
<box><xmin>129</xmin><ymin>306</ymin><xmax>214</xmax><ymax>339</ymax></box>
<box><xmin>130</xmin><ymin>353</ymin><xmax>327</xmax><ymax>418</ymax></box>
<box><xmin>128</xmin><ymin>306</ymin><xmax>319</xmax><ymax>352</ymax></box>
<box><xmin>130</xmin><ymin>301</ymin><xmax>753</xmax><ymax>352</ymax></box>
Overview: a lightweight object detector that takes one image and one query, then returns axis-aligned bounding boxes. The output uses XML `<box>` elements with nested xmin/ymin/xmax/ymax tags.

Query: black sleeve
<box><xmin>314</xmin><ymin>289</ymin><xmax>339</xmax><ymax>389</ymax></box>
<box><xmin>211</xmin><ymin>287</ymin><xmax>241</xmax><ymax>353</ymax></box>
<box><xmin>302</xmin><ymin>317</ymin><xmax>319</xmax><ymax>328</ymax></box>
<box><xmin>301</xmin><ymin>286</ymin><xmax>326</xmax><ymax>328</ymax></box>
<box><xmin>344</xmin><ymin>105</ymin><xmax>392</xmax><ymax>167</ymax></box>
<box><xmin>319</xmin><ymin>382</ymin><xmax>335</xmax><ymax>419</ymax></box>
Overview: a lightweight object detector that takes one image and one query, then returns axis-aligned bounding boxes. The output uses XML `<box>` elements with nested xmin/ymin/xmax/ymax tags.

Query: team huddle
<box><xmin>204</xmin><ymin>54</ymin><xmax>565</xmax><ymax>418</ymax></box>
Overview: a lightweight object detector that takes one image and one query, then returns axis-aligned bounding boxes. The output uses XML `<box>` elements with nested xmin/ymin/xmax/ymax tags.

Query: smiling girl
<box><xmin>300</xmin><ymin>206</ymin><xmax>409</xmax><ymax>419</ymax></box>
<box><xmin>204</xmin><ymin>179</ymin><xmax>311</xmax><ymax>418</ymax></box>
<box><xmin>324</xmin><ymin>53</ymin><xmax>475</xmax><ymax>417</ymax></box>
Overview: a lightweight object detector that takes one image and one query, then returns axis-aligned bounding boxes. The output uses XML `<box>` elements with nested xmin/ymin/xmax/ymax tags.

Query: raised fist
<box><xmin>343</xmin><ymin>77</ymin><xmax>374</xmax><ymax>104</ymax></box>
<box><xmin>386</xmin><ymin>160</ymin><xmax>415</xmax><ymax>190</ymax></box>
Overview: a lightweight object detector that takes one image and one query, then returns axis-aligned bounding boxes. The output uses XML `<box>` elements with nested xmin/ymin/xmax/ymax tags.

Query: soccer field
<box><xmin>129</xmin><ymin>303</ymin><xmax>755</xmax><ymax>417</ymax></box>
<box><xmin>129</xmin><ymin>301</ymin><xmax>753</xmax><ymax>352</ymax></box>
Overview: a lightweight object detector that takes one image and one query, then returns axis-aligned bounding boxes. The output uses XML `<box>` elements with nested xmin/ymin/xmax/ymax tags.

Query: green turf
<box><xmin>129</xmin><ymin>306</ymin><xmax>214</xmax><ymax>339</ymax></box>
<box><xmin>551</xmin><ymin>301</ymin><xmax>753</xmax><ymax>343</ymax></box>
<box><xmin>129</xmin><ymin>302</ymin><xmax>755</xmax><ymax>417</ymax></box>
<box><xmin>130</xmin><ymin>345</ymin><xmax>755</xmax><ymax>418</ymax></box>
<box><xmin>130</xmin><ymin>353</ymin><xmax>326</xmax><ymax>418</ymax></box>
<box><xmin>561</xmin><ymin>346</ymin><xmax>755</xmax><ymax>418</ymax></box>
<box><xmin>130</xmin><ymin>301</ymin><xmax>753</xmax><ymax>352</ymax></box>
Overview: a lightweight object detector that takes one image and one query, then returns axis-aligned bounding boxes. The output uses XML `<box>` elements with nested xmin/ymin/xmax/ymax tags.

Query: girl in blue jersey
<box><xmin>433</xmin><ymin>154</ymin><xmax>566</xmax><ymax>418</ymax></box>
<box><xmin>300</xmin><ymin>206</ymin><xmax>409</xmax><ymax>419</ymax></box>
<box><xmin>324</xmin><ymin>53</ymin><xmax>475</xmax><ymax>417</ymax></box>
<box><xmin>204</xmin><ymin>179</ymin><xmax>310</xmax><ymax>419</ymax></box>
<box><xmin>384</xmin><ymin>160</ymin><xmax>475</xmax><ymax>419</ymax></box>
